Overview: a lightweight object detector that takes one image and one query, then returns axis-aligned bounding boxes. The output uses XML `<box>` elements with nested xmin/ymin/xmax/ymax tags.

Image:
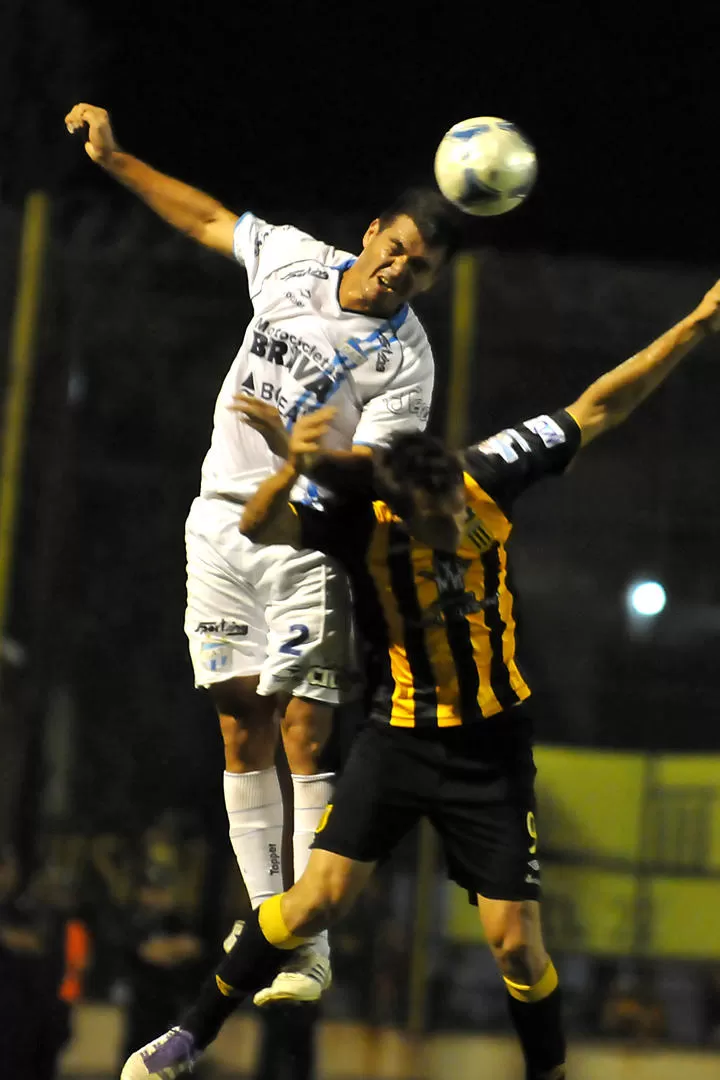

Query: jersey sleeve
<box><xmin>352</xmin><ymin>329</ymin><xmax>435</xmax><ymax>448</ymax></box>
<box><xmin>463</xmin><ymin>409</ymin><xmax>582</xmax><ymax>509</ymax></box>
<box><xmin>293</xmin><ymin>500</ymin><xmax>375</xmax><ymax>564</ymax></box>
<box><xmin>233</xmin><ymin>213</ymin><xmax>326</xmax><ymax>295</ymax></box>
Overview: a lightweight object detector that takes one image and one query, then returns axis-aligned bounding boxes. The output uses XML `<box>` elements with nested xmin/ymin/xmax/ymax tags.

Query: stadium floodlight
<box><xmin>627</xmin><ymin>580</ymin><xmax>667</xmax><ymax>617</ymax></box>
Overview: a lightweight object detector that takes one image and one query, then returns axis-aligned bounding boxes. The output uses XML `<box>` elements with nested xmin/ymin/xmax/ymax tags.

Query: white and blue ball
<box><xmin>434</xmin><ymin>116</ymin><xmax>537</xmax><ymax>216</ymax></box>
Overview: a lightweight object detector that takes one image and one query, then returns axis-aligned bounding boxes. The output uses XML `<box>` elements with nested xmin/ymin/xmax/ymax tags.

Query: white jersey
<box><xmin>199</xmin><ymin>213</ymin><xmax>435</xmax><ymax>503</ymax></box>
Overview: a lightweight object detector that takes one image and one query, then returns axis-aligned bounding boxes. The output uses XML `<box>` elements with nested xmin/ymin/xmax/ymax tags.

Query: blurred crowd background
<box><xmin>2</xmin><ymin>2</ymin><xmax>720</xmax><ymax>1077</ymax></box>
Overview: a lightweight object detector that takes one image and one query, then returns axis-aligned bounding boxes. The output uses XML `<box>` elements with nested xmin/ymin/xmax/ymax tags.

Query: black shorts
<box><xmin>312</xmin><ymin>713</ymin><xmax>540</xmax><ymax>903</ymax></box>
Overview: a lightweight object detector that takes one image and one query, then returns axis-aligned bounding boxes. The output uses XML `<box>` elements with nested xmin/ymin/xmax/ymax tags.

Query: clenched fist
<box><xmin>64</xmin><ymin>103</ymin><xmax>118</xmax><ymax>165</ymax></box>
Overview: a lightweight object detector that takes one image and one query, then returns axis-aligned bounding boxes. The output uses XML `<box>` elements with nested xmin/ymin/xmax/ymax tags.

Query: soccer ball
<box><xmin>434</xmin><ymin>116</ymin><xmax>537</xmax><ymax>217</ymax></box>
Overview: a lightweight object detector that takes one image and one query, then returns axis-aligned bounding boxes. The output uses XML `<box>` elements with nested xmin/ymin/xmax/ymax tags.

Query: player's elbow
<box><xmin>239</xmin><ymin>518</ymin><xmax>297</xmax><ymax>548</ymax></box>
<box><xmin>238</xmin><ymin>515</ymin><xmax>266</xmax><ymax>544</ymax></box>
<box><xmin>196</xmin><ymin>206</ymin><xmax>238</xmax><ymax>256</ymax></box>
<box><xmin>568</xmin><ymin>397</ymin><xmax>622</xmax><ymax>446</ymax></box>
<box><xmin>238</xmin><ymin>524</ymin><xmax>271</xmax><ymax>546</ymax></box>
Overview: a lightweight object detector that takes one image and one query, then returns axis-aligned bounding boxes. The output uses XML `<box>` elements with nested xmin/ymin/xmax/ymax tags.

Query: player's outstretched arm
<box><xmin>239</xmin><ymin>462</ymin><xmax>301</xmax><ymax>546</ymax></box>
<box><xmin>568</xmin><ymin>279</ymin><xmax>720</xmax><ymax>445</ymax></box>
<box><xmin>64</xmin><ymin>103</ymin><xmax>237</xmax><ymax>256</ymax></box>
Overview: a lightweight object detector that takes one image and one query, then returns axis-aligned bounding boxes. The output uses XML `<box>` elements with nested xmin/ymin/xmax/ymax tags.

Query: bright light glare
<box><xmin>628</xmin><ymin>581</ymin><xmax>666</xmax><ymax>617</ymax></box>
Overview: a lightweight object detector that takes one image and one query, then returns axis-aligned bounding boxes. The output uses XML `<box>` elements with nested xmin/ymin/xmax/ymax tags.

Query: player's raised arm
<box><xmin>64</xmin><ymin>103</ymin><xmax>238</xmax><ymax>256</ymax></box>
<box><xmin>568</xmin><ymin>279</ymin><xmax>720</xmax><ymax>445</ymax></box>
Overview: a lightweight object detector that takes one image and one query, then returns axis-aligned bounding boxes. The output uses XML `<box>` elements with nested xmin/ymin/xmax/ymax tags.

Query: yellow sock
<box><xmin>504</xmin><ymin>960</ymin><xmax>558</xmax><ymax>1003</ymax></box>
<box><xmin>258</xmin><ymin>894</ymin><xmax>310</xmax><ymax>950</ymax></box>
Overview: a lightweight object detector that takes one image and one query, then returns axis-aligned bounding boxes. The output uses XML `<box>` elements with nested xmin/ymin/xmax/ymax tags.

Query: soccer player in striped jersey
<box><xmin>65</xmin><ymin>103</ymin><xmax>463</xmax><ymax>1005</ymax></box>
<box><xmin>119</xmin><ymin>278</ymin><xmax>720</xmax><ymax>1080</ymax></box>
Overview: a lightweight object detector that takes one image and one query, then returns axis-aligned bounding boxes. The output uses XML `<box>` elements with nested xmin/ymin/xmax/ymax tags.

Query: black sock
<box><xmin>180</xmin><ymin>973</ymin><xmax>238</xmax><ymax>1050</ymax></box>
<box><xmin>180</xmin><ymin>908</ymin><xmax>287</xmax><ymax>1049</ymax></box>
<box><xmin>506</xmin><ymin>986</ymin><xmax>566</xmax><ymax>1079</ymax></box>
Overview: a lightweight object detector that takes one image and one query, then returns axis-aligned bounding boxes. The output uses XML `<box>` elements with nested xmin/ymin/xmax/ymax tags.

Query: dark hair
<box><xmin>374</xmin><ymin>431</ymin><xmax>464</xmax><ymax>517</ymax></box>
<box><xmin>377</xmin><ymin>187</ymin><xmax>465</xmax><ymax>260</ymax></box>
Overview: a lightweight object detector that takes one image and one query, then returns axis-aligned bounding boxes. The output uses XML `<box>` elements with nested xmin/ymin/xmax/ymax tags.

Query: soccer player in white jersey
<box><xmin>65</xmin><ymin>103</ymin><xmax>463</xmax><ymax>1002</ymax></box>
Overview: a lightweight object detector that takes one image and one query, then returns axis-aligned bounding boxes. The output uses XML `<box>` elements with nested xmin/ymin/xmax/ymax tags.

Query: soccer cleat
<box><xmin>120</xmin><ymin>1026</ymin><xmax>200</xmax><ymax>1079</ymax></box>
<box><xmin>222</xmin><ymin>918</ymin><xmax>245</xmax><ymax>953</ymax></box>
<box><xmin>252</xmin><ymin>944</ymin><xmax>332</xmax><ymax>1007</ymax></box>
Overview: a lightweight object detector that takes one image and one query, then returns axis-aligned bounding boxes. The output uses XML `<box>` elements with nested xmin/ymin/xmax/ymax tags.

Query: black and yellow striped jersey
<box><xmin>296</xmin><ymin>409</ymin><xmax>582</xmax><ymax>728</ymax></box>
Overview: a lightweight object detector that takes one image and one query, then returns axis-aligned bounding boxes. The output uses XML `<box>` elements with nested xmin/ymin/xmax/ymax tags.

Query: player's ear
<box><xmin>362</xmin><ymin>219</ymin><xmax>381</xmax><ymax>248</ymax></box>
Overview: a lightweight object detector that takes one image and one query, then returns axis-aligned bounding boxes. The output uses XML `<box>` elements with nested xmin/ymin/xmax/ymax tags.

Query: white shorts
<box><xmin>184</xmin><ymin>496</ymin><xmax>360</xmax><ymax>706</ymax></box>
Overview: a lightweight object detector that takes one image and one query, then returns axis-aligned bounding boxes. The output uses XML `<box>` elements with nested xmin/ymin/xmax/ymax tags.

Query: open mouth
<box><xmin>376</xmin><ymin>274</ymin><xmax>397</xmax><ymax>293</ymax></box>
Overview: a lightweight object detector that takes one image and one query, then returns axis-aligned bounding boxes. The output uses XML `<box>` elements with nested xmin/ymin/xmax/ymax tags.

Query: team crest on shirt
<box><xmin>418</xmin><ymin>556</ymin><xmax>487</xmax><ymax>626</ymax></box>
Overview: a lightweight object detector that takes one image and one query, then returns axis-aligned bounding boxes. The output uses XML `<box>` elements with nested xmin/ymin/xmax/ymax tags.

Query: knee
<box><xmin>291</xmin><ymin>865</ymin><xmax>355</xmax><ymax>928</ymax></box>
<box><xmin>487</xmin><ymin>931</ymin><xmax>548</xmax><ymax>986</ymax></box>
<box><xmin>211</xmin><ymin>682</ymin><xmax>277</xmax><ymax>770</ymax></box>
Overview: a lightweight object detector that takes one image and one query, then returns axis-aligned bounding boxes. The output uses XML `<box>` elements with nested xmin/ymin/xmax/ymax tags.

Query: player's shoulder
<box><xmin>236</xmin><ymin>212</ymin><xmax>341</xmax><ymax>267</ymax></box>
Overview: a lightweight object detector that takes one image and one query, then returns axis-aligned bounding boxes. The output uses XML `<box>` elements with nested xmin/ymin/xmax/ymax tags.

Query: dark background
<box><xmin>2</xmin><ymin>0</ymin><xmax>720</xmax><ymax>846</ymax></box>
<box><xmin>4</xmin><ymin>3</ymin><xmax>720</xmax><ymax>262</ymax></box>
<box><xmin>1</xmin><ymin>1</ymin><xmax>720</xmax><ymax>1058</ymax></box>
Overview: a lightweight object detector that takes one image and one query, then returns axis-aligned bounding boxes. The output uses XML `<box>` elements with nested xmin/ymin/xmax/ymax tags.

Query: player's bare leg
<box><xmin>214</xmin><ymin>680</ymin><xmax>337</xmax><ymax>1002</ymax></box>
<box><xmin>280</xmin><ymin>695</ymin><xmax>335</xmax><ymax>889</ymax></box>
<box><xmin>478</xmin><ymin>896</ymin><xmax>565</xmax><ymax>1080</ymax></box>
<box><xmin>211</xmin><ymin>676</ymin><xmax>285</xmax><ymax>931</ymax></box>
<box><xmin>120</xmin><ymin>850</ymin><xmax>374</xmax><ymax>1079</ymax></box>
<box><xmin>252</xmin><ymin>696</ymin><xmax>337</xmax><ymax>1005</ymax></box>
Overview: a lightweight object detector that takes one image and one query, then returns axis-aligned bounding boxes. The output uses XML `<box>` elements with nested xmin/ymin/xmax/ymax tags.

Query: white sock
<box><xmin>292</xmin><ymin>772</ymin><xmax>335</xmax><ymax>959</ymax></box>
<box><xmin>224</xmin><ymin>768</ymin><xmax>284</xmax><ymax>910</ymax></box>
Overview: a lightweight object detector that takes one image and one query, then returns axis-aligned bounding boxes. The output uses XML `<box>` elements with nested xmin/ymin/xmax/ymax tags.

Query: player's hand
<box><xmin>231</xmin><ymin>395</ymin><xmax>290</xmax><ymax>458</ymax></box>
<box><xmin>288</xmin><ymin>407</ymin><xmax>337</xmax><ymax>460</ymax></box>
<box><xmin>64</xmin><ymin>103</ymin><xmax>119</xmax><ymax>165</ymax></box>
<box><xmin>693</xmin><ymin>279</ymin><xmax>720</xmax><ymax>335</ymax></box>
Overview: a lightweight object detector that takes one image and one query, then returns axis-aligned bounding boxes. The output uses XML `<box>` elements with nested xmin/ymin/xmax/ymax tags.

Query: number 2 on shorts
<box><xmin>280</xmin><ymin>623</ymin><xmax>310</xmax><ymax>656</ymax></box>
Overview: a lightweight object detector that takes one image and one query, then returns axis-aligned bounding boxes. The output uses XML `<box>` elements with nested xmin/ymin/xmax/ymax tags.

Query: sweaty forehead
<box><xmin>382</xmin><ymin>214</ymin><xmax>437</xmax><ymax>257</ymax></box>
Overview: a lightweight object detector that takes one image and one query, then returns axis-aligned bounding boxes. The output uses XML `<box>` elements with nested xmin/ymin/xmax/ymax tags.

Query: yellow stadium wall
<box><xmin>447</xmin><ymin>744</ymin><xmax>720</xmax><ymax>957</ymax></box>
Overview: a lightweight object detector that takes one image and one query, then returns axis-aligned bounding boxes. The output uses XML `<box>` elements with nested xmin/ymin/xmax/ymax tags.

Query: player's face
<box><xmin>405</xmin><ymin>485</ymin><xmax>467</xmax><ymax>551</ymax></box>
<box><xmin>347</xmin><ymin>214</ymin><xmax>446</xmax><ymax>316</ymax></box>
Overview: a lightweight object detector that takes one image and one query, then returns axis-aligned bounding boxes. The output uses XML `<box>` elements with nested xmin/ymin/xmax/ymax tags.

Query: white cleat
<box><xmin>120</xmin><ymin>1027</ymin><xmax>200</xmax><ymax>1079</ymax></box>
<box><xmin>223</xmin><ymin>918</ymin><xmax>245</xmax><ymax>953</ymax></box>
<box><xmin>252</xmin><ymin>944</ymin><xmax>332</xmax><ymax>1007</ymax></box>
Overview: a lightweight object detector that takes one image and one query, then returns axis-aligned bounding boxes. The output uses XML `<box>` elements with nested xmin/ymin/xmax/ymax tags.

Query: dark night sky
<box><xmin>67</xmin><ymin>4</ymin><xmax>720</xmax><ymax>264</ymax></box>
